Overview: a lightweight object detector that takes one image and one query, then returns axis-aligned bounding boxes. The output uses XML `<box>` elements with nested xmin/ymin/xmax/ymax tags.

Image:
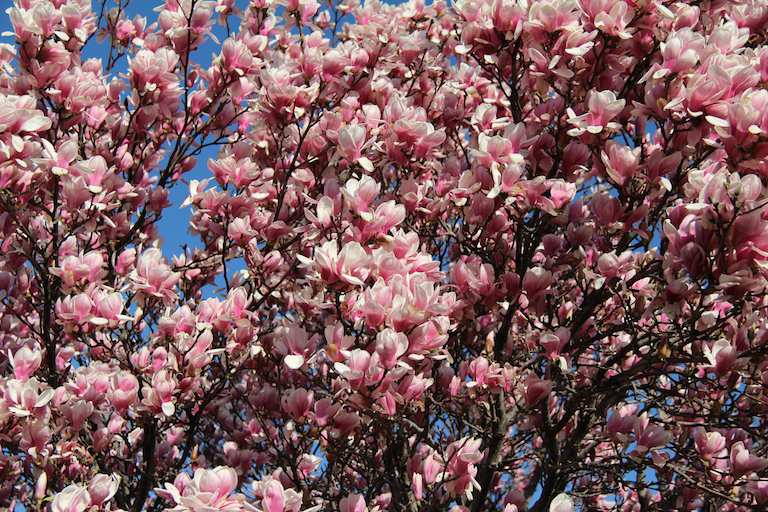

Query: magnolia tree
<box><xmin>2</xmin><ymin>0</ymin><xmax>768</xmax><ymax>510</ymax></box>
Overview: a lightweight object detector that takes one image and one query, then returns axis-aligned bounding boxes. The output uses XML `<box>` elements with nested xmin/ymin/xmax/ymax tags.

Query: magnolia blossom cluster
<box><xmin>1</xmin><ymin>0</ymin><xmax>768</xmax><ymax>511</ymax></box>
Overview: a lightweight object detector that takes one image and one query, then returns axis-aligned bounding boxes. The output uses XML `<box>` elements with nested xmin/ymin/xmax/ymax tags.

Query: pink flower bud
<box><xmin>11</xmin><ymin>345</ymin><xmax>42</xmax><ymax>380</ymax></box>
<box><xmin>375</xmin><ymin>329</ymin><xmax>408</xmax><ymax>369</ymax></box>
<box><xmin>51</xmin><ymin>484</ymin><xmax>91</xmax><ymax>512</ymax></box>
<box><xmin>340</xmin><ymin>494</ymin><xmax>367</xmax><ymax>512</ymax></box>
<box><xmin>731</xmin><ymin>441</ymin><xmax>768</xmax><ymax>477</ymax></box>
<box><xmin>524</xmin><ymin>376</ymin><xmax>552</xmax><ymax>407</ymax></box>
<box><xmin>87</xmin><ymin>474</ymin><xmax>119</xmax><ymax>505</ymax></box>
<box><xmin>281</xmin><ymin>388</ymin><xmax>314</xmax><ymax>420</ymax></box>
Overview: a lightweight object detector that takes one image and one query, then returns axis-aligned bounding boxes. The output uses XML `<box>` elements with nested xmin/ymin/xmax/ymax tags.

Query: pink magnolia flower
<box><xmin>412</xmin><ymin>473</ymin><xmax>424</xmax><ymax>500</ymax></box>
<box><xmin>730</xmin><ymin>442</ymin><xmax>768</xmax><ymax>478</ymax></box>
<box><xmin>209</xmin><ymin>154</ymin><xmax>260</xmax><ymax>188</ymax></box>
<box><xmin>334</xmin><ymin>349</ymin><xmax>382</xmax><ymax>389</ymax></box>
<box><xmin>51</xmin><ymin>484</ymin><xmax>91</xmax><ymax>512</ymax></box>
<box><xmin>524</xmin><ymin>376</ymin><xmax>552</xmax><ymax>407</ymax></box>
<box><xmin>442</xmin><ymin>437</ymin><xmax>483</xmax><ymax>499</ymax></box>
<box><xmin>221</xmin><ymin>38</ymin><xmax>254</xmax><ymax>75</ymax></box>
<box><xmin>526</xmin><ymin>0</ymin><xmax>580</xmax><ymax>33</ymax></box>
<box><xmin>693</xmin><ymin>429</ymin><xmax>726</xmax><ymax>462</ymax></box>
<box><xmin>62</xmin><ymin>399</ymin><xmax>94</xmax><ymax>431</ymax></box>
<box><xmin>523</xmin><ymin>267</ymin><xmax>553</xmax><ymax>298</ymax></box>
<box><xmin>375</xmin><ymin>329</ymin><xmax>409</xmax><ymax>369</ymax></box>
<box><xmin>596</xmin><ymin>251</ymin><xmax>634</xmax><ymax>279</ymax></box>
<box><xmin>143</xmin><ymin>369</ymin><xmax>177</xmax><ymax>417</ymax></box>
<box><xmin>90</xmin><ymin>289</ymin><xmax>127</xmax><ymax>326</ymax></box>
<box><xmin>281</xmin><ymin>388</ymin><xmax>314</xmax><ymax>420</ymax></box>
<box><xmin>10</xmin><ymin>345</ymin><xmax>42</xmax><ymax>381</ymax></box>
<box><xmin>523</xmin><ymin>267</ymin><xmax>553</xmax><ymax>316</ymax></box>
<box><xmin>548</xmin><ymin>180</ymin><xmax>576</xmax><ymax>209</ymax></box>
<box><xmin>273</xmin><ymin>323</ymin><xmax>318</xmax><ymax>370</ymax></box>
<box><xmin>35</xmin><ymin>472</ymin><xmax>47</xmax><ymax>500</ymax></box>
<box><xmin>278</xmin><ymin>0</ymin><xmax>320</xmax><ymax>22</ymax></box>
<box><xmin>361</xmin><ymin>201</ymin><xmax>407</xmax><ymax>240</ymax></box>
<box><xmin>339</xmin><ymin>494</ymin><xmax>367</xmax><ymax>512</ymax></box>
<box><xmin>397</xmin><ymin>374</ymin><xmax>434</xmax><ymax>402</ymax></box>
<box><xmin>606</xmin><ymin>404</ymin><xmax>639</xmax><ymax>436</ymax></box>
<box><xmin>110</xmin><ymin>372</ymin><xmax>139</xmax><ymax>412</ymax></box>
<box><xmin>56</xmin><ymin>293</ymin><xmax>95</xmax><ymax>326</ymax></box>
<box><xmin>163</xmin><ymin>466</ymin><xmax>256</xmax><ymax>511</ymax></box>
<box><xmin>87</xmin><ymin>474</ymin><xmax>120</xmax><ymax>506</ymax></box>
<box><xmin>54</xmin><ymin>251</ymin><xmax>105</xmax><ymax>288</ymax></box>
<box><xmin>567</xmin><ymin>90</ymin><xmax>625</xmax><ymax>136</ymax></box>
<box><xmin>593</xmin><ymin>2</ymin><xmax>633</xmax><ymax>39</ymax></box>
<box><xmin>308</xmin><ymin>240</ymin><xmax>371</xmax><ymax>287</ymax></box>
<box><xmin>452</xmin><ymin>258</ymin><xmax>496</xmax><ymax>298</ymax></box>
<box><xmin>130</xmin><ymin>248</ymin><xmax>180</xmax><ymax>303</ymax></box>
<box><xmin>653</xmin><ymin>28</ymin><xmax>705</xmax><ymax>79</ymax></box>
<box><xmin>633</xmin><ymin>414</ymin><xmax>672</xmax><ymax>454</ymax></box>
<box><xmin>332</xmin><ymin>410</ymin><xmax>361</xmax><ymax>437</ymax></box>
<box><xmin>313</xmin><ymin>398</ymin><xmax>340</xmax><ymax>427</ymax></box>
<box><xmin>702</xmin><ymin>339</ymin><xmax>738</xmax><ymax>376</ymax></box>
<box><xmin>730</xmin><ymin>211</ymin><xmax>768</xmax><ymax>264</ymax></box>
<box><xmin>343</xmin><ymin>175</ymin><xmax>380</xmax><ymax>218</ymax></box>
<box><xmin>3</xmin><ymin>378</ymin><xmax>55</xmax><ymax>418</ymax></box>
<box><xmin>600</xmin><ymin>141</ymin><xmax>639</xmax><ymax>186</ymax></box>
<box><xmin>423</xmin><ymin>449</ymin><xmax>443</xmax><ymax>484</ymax></box>
<box><xmin>37</xmin><ymin>137</ymin><xmax>78</xmax><ymax>176</ymax></box>
<box><xmin>747</xmin><ymin>479</ymin><xmax>768</xmax><ymax>504</ymax></box>
<box><xmin>20</xmin><ymin>420</ymin><xmax>51</xmax><ymax>457</ymax></box>
<box><xmin>252</xmin><ymin>477</ymin><xmax>303</xmax><ymax>512</ymax></box>
<box><xmin>338</xmin><ymin>124</ymin><xmax>373</xmax><ymax>171</ymax></box>
<box><xmin>683</xmin><ymin>66</ymin><xmax>732</xmax><ymax>119</ymax></box>
<box><xmin>539</xmin><ymin>329</ymin><xmax>569</xmax><ymax>361</ymax></box>
<box><xmin>0</xmin><ymin>94</ymin><xmax>52</xmax><ymax>134</ymax></box>
<box><xmin>262</xmin><ymin>479</ymin><xmax>285</xmax><ymax>512</ymax></box>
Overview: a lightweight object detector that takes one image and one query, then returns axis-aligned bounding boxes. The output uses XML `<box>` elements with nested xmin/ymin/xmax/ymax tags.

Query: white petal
<box><xmin>705</xmin><ymin>115</ymin><xmax>729</xmax><ymax>128</ymax></box>
<box><xmin>334</xmin><ymin>362</ymin><xmax>351</xmax><ymax>375</ymax></box>
<box><xmin>341</xmin><ymin>274</ymin><xmax>365</xmax><ymax>286</ymax></box>
<box><xmin>284</xmin><ymin>354</ymin><xmax>305</xmax><ymax>369</ymax></box>
<box><xmin>358</xmin><ymin>156</ymin><xmax>373</xmax><ymax>172</ymax></box>
<box><xmin>550</xmin><ymin>493</ymin><xmax>575</xmax><ymax>512</ymax></box>
<box><xmin>454</xmin><ymin>44</ymin><xmax>472</xmax><ymax>55</ymax></box>
<box><xmin>161</xmin><ymin>401</ymin><xmax>175</xmax><ymax>416</ymax></box>
<box><xmin>35</xmin><ymin>388</ymin><xmax>55</xmax><ymax>408</ymax></box>
<box><xmin>21</xmin><ymin>117</ymin><xmax>52</xmax><ymax>132</ymax></box>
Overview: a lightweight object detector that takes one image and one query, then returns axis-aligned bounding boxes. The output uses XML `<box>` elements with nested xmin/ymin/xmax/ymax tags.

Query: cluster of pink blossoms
<box><xmin>2</xmin><ymin>0</ymin><xmax>768</xmax><ymax>510</ymax></box>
